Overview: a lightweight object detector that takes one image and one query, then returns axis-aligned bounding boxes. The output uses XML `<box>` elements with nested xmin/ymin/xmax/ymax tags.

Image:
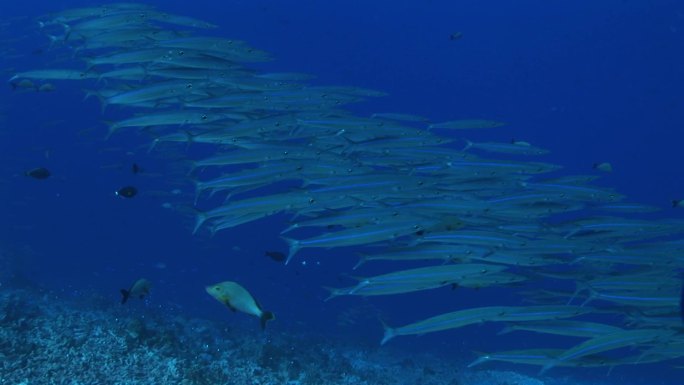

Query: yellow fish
<box><xmin>206</xmin><ymin>281</ymin><xmax>275</xmax><ymax>330</ymax></box>
<box><xmin>120</xmin><ymin>278</ymin><xmax>151</xmax><ymax>304</ymax></box>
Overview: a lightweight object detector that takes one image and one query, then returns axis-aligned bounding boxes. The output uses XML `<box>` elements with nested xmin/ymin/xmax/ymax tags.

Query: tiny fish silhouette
<box><xmin>25</xmin><ymin>167</ymin><xmax>50</xmax><ymax>179</ymax></box>
<box><xmin>265</xmin><ymin>251</ymin><xmax>286</xmax><ymax>262</ymax></box>
<box><xmin>116</xmin><ymin>186</ymin><xmax>138</xmax><ymax>198</ymax></box>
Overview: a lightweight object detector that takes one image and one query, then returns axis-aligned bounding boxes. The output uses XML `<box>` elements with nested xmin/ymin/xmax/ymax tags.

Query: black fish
<box><xmin>25</xmin><ymin>167</ymin><xmax>50</xmax><ymax>179</ymax></box>
<box><xmin>265</xmin><ymin>251</ymin><xmax>286</xmax><ymax>262</ymax></box>
<box><xmin>132</xmin><ymin>163</ymin><xmax>141</xmax><ymax>174</ymax></box>
<box><xmin>116</xmin><ymin>186</ymin><xmax>138</xmax><ymax>198</ymax></box>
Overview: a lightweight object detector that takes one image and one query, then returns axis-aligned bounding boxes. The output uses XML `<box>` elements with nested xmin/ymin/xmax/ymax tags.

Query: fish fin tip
<box><xmin>260</xmin><ymin>311</ymin><xmax>275</xmax><ymax>330</ymax></box>
<box><xmin>380</xmin><ymin>324</ymin><xmax>395</xmax><ymax>346</ymax></box>
<box><xmin>281</xmin><ymin>237</ymin><xmax>300</xmax><ymax>265</ymax></box>
<box><xmin>192</xmin><ymin>210</ymin><xmax>208</xmax><ymax>235</ymax></box>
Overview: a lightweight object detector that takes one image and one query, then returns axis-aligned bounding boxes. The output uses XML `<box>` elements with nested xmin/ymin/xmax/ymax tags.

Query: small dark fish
<box><xmin>265</xmin><ymin>251</ymin><xmax>286</xmax><ymax>262</ymax></box>
<box><xmin>25</xmin><ymin>167</ymin><xmax>50</xmax><ymax>179</ymax></box>
<box><xmin>132</xmin><ymin>163</ymin><xmax>141</xmax><ymax>174</ymax></box>
<box><xmin>673</xmin><ymin>199</ymin><xmax>683</xmax><ymax>209</ymax></box>
<box><xmin>116</xmin><ymin>186</ymin><xmax>138</xmax><ymax>198</ymax></box>
<box><xmin>450</xmin><ymin>32</ymin><xmax>463</xmax><ymax>41</ymax></box>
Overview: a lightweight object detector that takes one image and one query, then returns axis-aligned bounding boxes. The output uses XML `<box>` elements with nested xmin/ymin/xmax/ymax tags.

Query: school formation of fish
<box><xmin>9</xmin><ymin>3</ymin><xmax>684</xmax><ymax>373</ymax></box>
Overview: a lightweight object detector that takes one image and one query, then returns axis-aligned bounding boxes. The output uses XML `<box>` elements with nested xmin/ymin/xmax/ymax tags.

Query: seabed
<box><xmin>0</xmin><ymin>286</ymin><xmax>603</xmax><ymax>385</ymax></box>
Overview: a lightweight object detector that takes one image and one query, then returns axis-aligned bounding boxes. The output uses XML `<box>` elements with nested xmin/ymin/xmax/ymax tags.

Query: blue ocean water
<box><xmin>1</xmin><ymin>1</ymin><xmax>683</xmax><ymax>384</ymax></box>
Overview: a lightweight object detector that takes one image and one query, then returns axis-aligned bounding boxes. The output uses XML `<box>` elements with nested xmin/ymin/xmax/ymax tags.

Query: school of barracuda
<box><xmin>9</xmin><ymin>2</ymin><xmax>684</xmax><ymax>373</ymax></box>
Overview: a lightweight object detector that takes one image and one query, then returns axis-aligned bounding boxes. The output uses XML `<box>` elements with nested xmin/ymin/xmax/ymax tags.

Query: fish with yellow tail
<box><xmin>206</xmin><ymin>281</ymin><xmax>275</xmax><ymax>330</ymax></box>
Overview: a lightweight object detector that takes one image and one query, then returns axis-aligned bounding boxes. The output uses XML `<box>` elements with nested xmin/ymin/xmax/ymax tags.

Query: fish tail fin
<box><xmin>281</xmin><ymin>237</ymin><xmax>300</xmax><ymax>265</ymax></box>
<box><xmin>95</xmin><ymin>72</ymin><xmax>106</xmax><ymax>86</ymax></box>
<box><xmin>462</xmin><ymin>139</ymin><xmax>474</xmax><ymax>151</ymax></box>
<box><xmin>59</xmin><ymin>23</ymin><xmax>72</xmax><ymax>41</ymax></box>
<box><xmin>46</xmin><ymin>34</ymin><xmax>62</xmax><ymax>48</ymax></box>
<box><xmin>103</xmin><ymin>121</ymin><xmax>117</xmax><ymax>139</ymax></box>
<box><xmin>120</xmin><ymin>289</ymin><xmax>130</xmax><ymax>304</ymax></box>
<box><xmin>580</xmin><ymin>286</ymin><xmax>597</xmax><ymax>307</ymax></box>
<box><xmin>83</xmin><ymin>89</ymin><xmax>107</xmax><ymax>113</ymax></box>
<box><xmin>279</xmin><ymin>223</ymin><xmax>298</xmax><ymax>234</ymax></box>
<box><xmin>192</xmin><ymin>209</ymin><xmax>208</xmax><ymax>235</ymax></box>
<box><xmin>322</xmin><ymin>286</ymin><xmax>343</xmax><ymax>302</ymax></box>
<box><xmin>352</xmin><ymin>254</ymin><xmax>367</xmax><ymax>270</ymax></box>
<box><xmin>539</xmin><ymin>361</ymin><xmax>557</xmax><ymax>375</ymax></box>
<box><xmin>185</xmin><ymin>160</ymin><xmax>198</xmax><ymax>176</ymax></box>
<box><xmin>147</xmin><ymin>138</ymin><xmax>162</xmax><ymax>153</ymax></box>
<box><xmin>467</xmin><ymin>352</ymin><xmax>490</xmax><ymax>368</ymax></box>
<box><xmin>260</xmin><ymin>311</ymin><xmax>275</xmax><ymax>330</ymax></box>
<box><xmin>380</xmin><ymin>320</ymin><xmax>396</xmax><ymax>345</ymax></box>
<box><xmin>567</xmin><ymin>281</ymin><xmax>588</xmax><ymax>305</ymax></box>
<box><xmin>192</xmin><ymin>180</ymin><xmax>205</xmax><ymax>205</ymax></box>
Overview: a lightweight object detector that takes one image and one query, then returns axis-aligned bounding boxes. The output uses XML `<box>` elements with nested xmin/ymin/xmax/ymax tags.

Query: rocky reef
<box><xmin>0</xmin><ymin>287</ymin><xmax>592</xmax><ymax>385</ymax></box>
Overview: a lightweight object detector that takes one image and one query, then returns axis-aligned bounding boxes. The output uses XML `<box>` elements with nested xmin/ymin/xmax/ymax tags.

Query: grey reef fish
<box><xmin>120</xmin><ymin>278</ymin><xmax>151</xmax><ymax>304</ymax></box>
<box><xmin>206</xmin><ymin>280</ymin><xmax>275</xmax><ymax>330</ymax></box>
